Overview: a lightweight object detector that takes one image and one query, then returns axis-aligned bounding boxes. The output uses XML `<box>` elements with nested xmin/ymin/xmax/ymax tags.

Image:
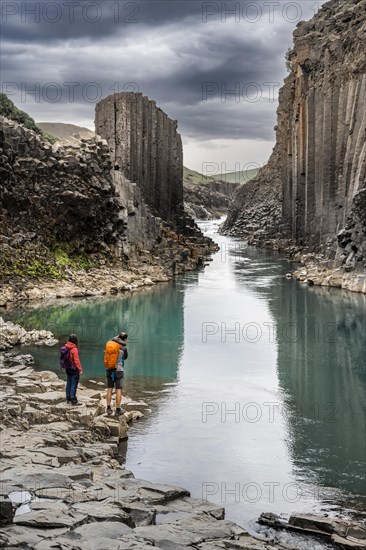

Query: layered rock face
<box><xmin>223</xmin><ymin>0</ymin><xmax>366</xmax><ymax>290</ymax></box>
<box><xmin>95</xmin><ymin>92</ymin><xmax>184</xmax><ymax>226</ymax></box>
<box><xmin>184</xmin><ymin>181</ymin><xmax>240</xmax><ymax>220</ymax></box>
<box><xmin>222</xmin><ymin>147</ymin><xmax>283</xmax><ymax>240</ymax></box>
<box><xmin>280</xmin><ymin>0</ymin><xmax>366</xmax><ymax>253</ymax></box>
<box><xmin>0</xmin><ymin>117</ymin><xmax>124</xmax><ymax>256</ymax></box>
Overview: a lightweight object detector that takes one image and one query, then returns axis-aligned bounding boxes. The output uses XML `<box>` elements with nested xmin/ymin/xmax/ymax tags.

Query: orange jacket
<box><xmin>65</xmin><ymin>342</ymin><xmax>83</xmax><ymax>374</ymax></box>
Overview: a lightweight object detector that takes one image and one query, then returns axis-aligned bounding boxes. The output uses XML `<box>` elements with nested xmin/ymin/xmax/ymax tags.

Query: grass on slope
<box><xmin>37</xmin><ymin>122</ymin><xmax>95</xmax><ymax>145</ymax></box>
<box><xmin>219</xmin><ymin>168</ymin><xmax>259</xmax><ymax>184</ymax></box>
<box><xmin>183</xmin><ymin>166</ymin><xmax>218</xmax><ymax>185</ymax></box>
<box><xmin>0</xmin><ymin>93</ymin><xmax>58</xmax><ymax>144</ymax></box>
<box><xmin>184</xmin><ymin>166</ymin><xmax>259</xmax><ymax>185</ymax></box>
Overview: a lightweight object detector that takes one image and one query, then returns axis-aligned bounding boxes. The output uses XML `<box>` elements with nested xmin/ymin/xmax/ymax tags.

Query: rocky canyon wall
<box><xmin>0</xmin><ymin>94</ymin><xmax>215</xmax><ymax>303</ymax></box>
<box><xmin>223</xmin><ymin>0</ymin><xmax>366</xmax><ymax>291</ymax></box>
<box><xmin>95</xmin><ymin>92</ymin><xmax>184</xmax><ymax>227</ymax></box>
<box><xmin>184</xmin><ymin>181</ymin><xmax>240</xmax><ymax>220</ymax></box>
<box><xmin>280</xmin><ymin>0</ymin><xmax>366</xmax><ymax>252</ymax></box>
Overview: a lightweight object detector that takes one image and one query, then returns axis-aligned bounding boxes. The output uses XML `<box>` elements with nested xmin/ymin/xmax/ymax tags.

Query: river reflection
<box><xmin>272</xmin><ymin>281</ymin><xmax>366</xmax><ymax>498</ymax></box>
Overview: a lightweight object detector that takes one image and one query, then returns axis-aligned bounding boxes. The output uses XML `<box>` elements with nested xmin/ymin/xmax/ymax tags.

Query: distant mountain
<box><xmin>183</xmin><ymin>166</ymin><xmax>218</xmax><ymax>185</ymax></box>
<box><xmin>184</xmin><ymin>165</ymin><xmax>258</xmax><ymax>186</ymax></box>
<box><xmin>219</xmin><ymin>168</ymin><xmax>259</xmax><ymax>184</ymax></box>
<box><xmin>37</xmin><ymin>122</ymin><xmax>95</xmax><ymax>145</ymax></box>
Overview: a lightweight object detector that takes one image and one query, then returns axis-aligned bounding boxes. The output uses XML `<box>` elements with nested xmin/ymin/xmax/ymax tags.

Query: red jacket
<box><xmin>65</xmin><ymin>342</ymin><xmax>83</xmax><ymax>374</ymax></box>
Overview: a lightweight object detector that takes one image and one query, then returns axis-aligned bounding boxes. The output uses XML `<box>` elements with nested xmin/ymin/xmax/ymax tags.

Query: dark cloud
<box><xmin>0</xmin><ymin>0</ymin><xmax>326</xmax><ymax>146</ymax></box>
<box><xmin>1</xmin><ymin>1</ymin><xmax>209</xmax><ymax>43</ymax></box>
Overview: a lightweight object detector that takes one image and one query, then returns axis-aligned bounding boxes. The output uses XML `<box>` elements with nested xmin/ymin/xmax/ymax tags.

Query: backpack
<box><xmin>60</xmin><ymin>346</ymin><xmax>76</xmax><ymax>371</ymax></box>
<box><xmin>104</xmin><ymin>340</ymin><xmax>121</xmax><ymax>370</ymax></box>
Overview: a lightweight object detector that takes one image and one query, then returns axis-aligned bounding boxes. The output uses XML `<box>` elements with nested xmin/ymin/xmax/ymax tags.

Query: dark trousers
<box><xmin>66</xmin><ymin>371</ymin><xmax>80</xmax><ymax>403</ymax></box>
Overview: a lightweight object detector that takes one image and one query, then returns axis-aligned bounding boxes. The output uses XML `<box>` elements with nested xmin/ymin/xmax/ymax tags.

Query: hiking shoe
<box><xmin>71</xmin><ymin>400</ymin><xmax>82</xmax><ymax>406</ymax></box>
<box><xmin>66</xmin><ymin>399</ymin><xmax>71</xmax><ymax>404</ymax></box>
<box><xmin>106</xmin><ymin>406</ymin><xmax>113</xmax><ymax>416</ymax></box>
<box><xmin>115</xmin><ymin>408</ymin><xmax>122</xmax><ymax>417</ymax></box>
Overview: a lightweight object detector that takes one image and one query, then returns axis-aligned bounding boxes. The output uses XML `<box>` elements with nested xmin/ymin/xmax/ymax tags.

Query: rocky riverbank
<box><xmin>0</xmin><ymin>224</ymin><xmax>217</xmax><ymax>309</ymax></box>
<box><xmin>237</xmin><ymin>233</ymin><xmax>366</xmax><ymax>294</ymax></box>
<box><xmin>0</xmin><ymin>261</ymin><xmax>176</xmax><ymax>310</ymax></box>
<box><xmin>0</xmin><ymin>317</ymin><xmax>57</xmax><ymax>351</ymax></box>
<box><xmin>1</xmin><ymin>351</ymin><xmax>365</xmax><ymax>549</ymax></box>
<box><xmin>290</xmin><ymin>260</ymin><xmax>366</xmax><ymax>294</ymax></box>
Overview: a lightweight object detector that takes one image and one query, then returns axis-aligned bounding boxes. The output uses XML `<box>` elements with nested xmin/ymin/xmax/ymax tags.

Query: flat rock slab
<box><xmin>34</xmin><ymin>486</ymin><xmax>105</xmax><ymax>502</ymax></box>
<box><xmin>156</xmin><ymin>496</ymin><xmax>225</xmax><ymax>520</ymax></box>
<box><xmin>114</xmin><ymin>479</ymin><xmax>190</xmax><ymax>504</ymax></box>
<box><xmin>0</xmin><ymin>525</ymin><xmax>70</xmax><ymax>548</ymax></box>
<box><xmin>289</xmin><ymin>513</ymin><xmax>349</xmax><ymax>536</ymax></box>
<box><xmin>27</xmin><ymin>391</ymin><xmax>66</xmax><ymax>404</ymax></box>
<box><xmin>34</xmin><ymin>534</ymin><xmax>145</xmax><ymax>550</ymax></box>
<box><xmin>33</xmin><ymin>447</ymin><xmax>82</xmax><ymax>465</ymax></box>
<box><xmin>1</xmin><ymin>470</ymin><xmax>73</xmax><ymax>490</ymax></box>
<box><xmin>30</xmin><ymin>452</ymin><xmax>60</xmax><ymax>466</ymax></box>
<box><xmin>14</xmin><ymin>506</ymin><xmax>87</xmax><ymax>528</ymax></box>
<box><xmin>221</xmin><ymin>535</ymin><xmax>283</xmax><ymax>549</ymax></box>
<box><xmin>58</xmin><ymin>465</ymin><xmax>94</xmax><ymax>481</ymax></box>
<box><xmin>134</xmin><ymin>514</ymin><xmax>245</xmax><ymax>546</ymax></box>
<box><xmin>332</xmin><ymin>534</ymin><xmax>366</xmax><ymax>549</ymax></box>
<box><xmin>8</xmin><ymin>367</ymin><xmax>36</xmax><ymax>379</ymax></box>
<box><xmin>72</xmin><ymin>500</ymin><xmax>131</xmax><ymax>524</ymax></box>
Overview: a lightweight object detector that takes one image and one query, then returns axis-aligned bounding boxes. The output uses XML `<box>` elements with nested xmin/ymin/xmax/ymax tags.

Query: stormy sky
<box><xmin>1</xmin><ymin>1</ymin><xmax>324</xmax><ymax>172</ymax></box>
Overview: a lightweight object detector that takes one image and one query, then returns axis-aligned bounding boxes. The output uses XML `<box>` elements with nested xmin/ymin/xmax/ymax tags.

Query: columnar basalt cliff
<box><xmin>0</xmin><ymin>94</ymin><xmax>216</xmax><ymax>307</ymax></box>
<box><xmin>95</xmin><ymin>92</ymin><xmax>185</xmax><ymax>227</ymax></box>
<box><xmin>223</xmin><ymin>0</ymin><xmax>366</xmax><ymax>292</ymax></box>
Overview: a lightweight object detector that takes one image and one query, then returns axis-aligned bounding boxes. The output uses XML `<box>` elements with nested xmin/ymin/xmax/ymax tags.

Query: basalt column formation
<box><xmin>222</xmin><ymin>0</ymin><xmax>366</xmax><ymax>291</ymax></box>
<box><xmin>95</xmin><ymin>92</ymin><xmax>184</xmax><ymax>226</ymax></box>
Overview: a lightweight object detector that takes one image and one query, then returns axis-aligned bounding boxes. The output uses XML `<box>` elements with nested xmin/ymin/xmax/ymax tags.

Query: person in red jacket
<box><xmin>64</xmin><ymin>334</ymin><xmax>83</xmax><ymax>405</ymax></box>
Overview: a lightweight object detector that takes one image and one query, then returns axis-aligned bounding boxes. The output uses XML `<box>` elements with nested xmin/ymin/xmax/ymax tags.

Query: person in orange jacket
<box><xmin>64</xmin><ymin>334</ymin><xmax>83</xmax><ymax>405</ymax></box>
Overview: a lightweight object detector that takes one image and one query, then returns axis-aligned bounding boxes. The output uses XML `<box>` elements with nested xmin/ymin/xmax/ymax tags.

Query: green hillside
<box><xmin>183</xmin><ymin>166</ymin><xmax>218</xmax><ymax>185</ymax></box>
<box><xmin>184</xmin><ymin>166</ymin><xmax>259</xmax><ymax>185</ymax></box>
<box><xmin>0</xmin><ymin>93</ymin><xmax>58</xmax><ymax>144</ymax></box>
<box><xmin>219</xmin><ymin>168</ymin><xmax>259</xmax><ymax>184</ymax></box>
